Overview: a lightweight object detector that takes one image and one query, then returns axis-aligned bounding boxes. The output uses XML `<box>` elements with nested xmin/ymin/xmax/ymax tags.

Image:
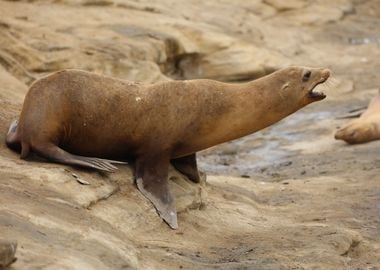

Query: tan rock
<box><xmin>0</xmin><ymin>0</ymin><xmax>380</xmax><ymax>269</ymax></box>
<box><xmin>277</xmin><ymin>5</ymin><xmax>344</xmax><ymax>25</ymax></box>
<box><xmin>0</xmin><ymin>240</ymin><xmax>17</xmax><ymax>269</ymax></box>
<box><xmin>264</xmin><ymin>0</ymin><xmax>307</xmax><ymax>11</ymax></box>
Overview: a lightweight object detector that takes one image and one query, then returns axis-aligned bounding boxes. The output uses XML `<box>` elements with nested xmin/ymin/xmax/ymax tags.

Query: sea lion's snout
<box><xmin>335</xmin><ymin>128</ymin><xmax>360</xmax><ymax>144</ymax></box>
<box><xmin>306</xmin><ymin>68</ymin><xmax>330</xmax><ymax>101</ymax></box>
<box><xmin>334</xmin><ymin>128</ymin><xmax>349</xmax><ymax>141</ymax></box>
<box><xmin>321</xmin><ymin>69</ymin><xmax>331</xmax><ymax>81</ymax></box>
<box><xmin>335</xmin><ymin>123</ymin><xmax>375</xmax><ymax>144</ymax></box>
<box><xmin>316</xmin><ymin>68</ymin><xmax>330</xmax><ymax>85</ymax></box>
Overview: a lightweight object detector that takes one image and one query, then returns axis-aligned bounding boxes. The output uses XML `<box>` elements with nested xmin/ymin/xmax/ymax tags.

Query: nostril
<box><xmin>323</xmin><ymin>69</ymin><xmax>331</xmax><ymax>78</ymax></box>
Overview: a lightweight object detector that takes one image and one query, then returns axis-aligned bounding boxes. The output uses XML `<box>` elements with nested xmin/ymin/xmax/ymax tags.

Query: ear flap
<box><xmin>281</xmin><ymin>82</ymin><xmax>289</xmax><ymax>90</ymax></box>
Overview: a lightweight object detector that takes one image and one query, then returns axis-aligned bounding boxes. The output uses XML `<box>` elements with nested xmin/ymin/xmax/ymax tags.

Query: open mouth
<box><xmin>308</xmin><ymin>79</ymin><xmax>327</xmax><ymax>100</ymax></box>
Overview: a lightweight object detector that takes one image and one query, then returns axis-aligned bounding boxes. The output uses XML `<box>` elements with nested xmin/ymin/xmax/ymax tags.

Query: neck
<box><xmin>219</xmin><ymin>76</ymin><xmax>296</xmax><ymax>140</ymax></box>
<box><xmin>176</xmin><ymin>75</ymin><xmax>305</xmax><ymax>156</ymax></box>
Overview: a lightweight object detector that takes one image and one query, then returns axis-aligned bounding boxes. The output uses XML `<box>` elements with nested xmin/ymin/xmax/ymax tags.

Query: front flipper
<box><xmin>135</xmin><ymin>155</ymin><xmax>177</xmax><ymax>229</ymax></box>
<box><xmin>171</xmin><ymin>153</ymin><xmax>201</xmax><ymax>183</ymax></box>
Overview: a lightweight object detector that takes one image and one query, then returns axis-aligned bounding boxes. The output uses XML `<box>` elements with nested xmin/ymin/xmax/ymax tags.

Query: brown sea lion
<box><xmin>335</xmin><ymin>91</ymin><xmax>380</xmax><ymax>144</ymax></box>
<box><xmin>6</xmin><ymin>66</ymin><xmax>330</xmax><ymax>229</ymax></box>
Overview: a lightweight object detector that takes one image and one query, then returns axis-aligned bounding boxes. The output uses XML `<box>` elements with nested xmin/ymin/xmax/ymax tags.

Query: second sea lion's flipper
<box><xmin>135</xmin><ymin>155</ymin><xmax>178</xmax><ymax>229</ymax></box>
<box><xmin>171</xmin><ymin>153</ymin><xmax>201</xmax><ymax>183</ymax></box>
<box><xmin>32</xmin><ymin>143</ymin><xmax>126</xmax><ymax>173</ymax></box>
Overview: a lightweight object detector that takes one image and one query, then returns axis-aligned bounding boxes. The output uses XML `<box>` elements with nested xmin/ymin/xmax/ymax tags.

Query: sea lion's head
<box><xmin>335</xmin><ymin>121</ymin><xmax>379</xmax><ymax>144</ymax></box>
<box><xmin>278</xmin><ymin>66</ymin><xmax>330</xmax><ymax>105</ymax></box>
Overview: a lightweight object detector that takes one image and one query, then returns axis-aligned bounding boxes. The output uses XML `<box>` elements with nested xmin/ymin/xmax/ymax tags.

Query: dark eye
<box><xmin>303</xmin><ymin>70</ymin><xmax>311</xmax><ymax>81</ymax></box>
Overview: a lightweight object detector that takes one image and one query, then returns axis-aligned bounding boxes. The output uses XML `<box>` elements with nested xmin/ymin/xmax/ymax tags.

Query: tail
<box><xmin>5</xmin><ymin>120</ymin><xmax>30</xmax><ymax>158</ymax></box>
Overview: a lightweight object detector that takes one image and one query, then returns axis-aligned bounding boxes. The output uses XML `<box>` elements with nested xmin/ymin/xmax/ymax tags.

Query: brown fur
<box><xmin>335</xmin><ymin>91</ymin><xmax>380</xmax><ymax>144</ymax></box>
<box><xmin>5</xmin><ymin>66</ymin><xmax>330</xmax><ymax>229</ymax></box>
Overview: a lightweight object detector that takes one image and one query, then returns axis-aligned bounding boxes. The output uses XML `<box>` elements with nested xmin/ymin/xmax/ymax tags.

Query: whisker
<box><xmin>315</xmin><ymin>76</ymin><xmax>341</xmax><ymax>92</ymax></box>
<box><xmin>327</xmin><ymin>76</ymin><xmax>339</xmax><ymax>85</ymax></box>
<box><xmin>315</xmin><ymin>81</ymin><xmax>332</xmax><ymax>91</ymax></box>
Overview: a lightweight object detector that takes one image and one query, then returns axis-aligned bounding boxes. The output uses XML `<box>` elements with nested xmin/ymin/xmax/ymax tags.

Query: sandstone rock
<box><xmin>0</xmin><ymin>240</ymin><xmax>17</xmax><ymax>269</ymax></box>
<box><xmin>264</xmin><ymin>0</ymin><xmax>307</xmax><ymax>11</ymax></box>
<box><xmin>276</xmin><ymin>5</ymin><xmax>344</xmax><ymax>26</ymax></box>
<box><xmin>0</xmin><ymin>0</ymin><xmax>380</xmax><ymax>269</ymax></box>
<box><xmin>0</xmin><ymin>66</ymin><xmax>27</xmax><ymax>104</ymax></box>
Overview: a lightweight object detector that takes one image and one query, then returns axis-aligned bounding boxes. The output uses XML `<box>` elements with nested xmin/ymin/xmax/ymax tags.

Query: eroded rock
<box><xmin>0</xmin><ymin>240</ymin><xmax>17</xmax><ymax>270</ymax></box>
<box><xmin>0</xmin><ymin>0</ymin><xmax>380</xmax><ymax>269</ymax></box>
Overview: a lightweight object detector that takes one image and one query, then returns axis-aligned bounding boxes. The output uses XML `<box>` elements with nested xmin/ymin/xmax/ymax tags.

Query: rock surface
<box><xmin>0</xmin><ymin>239</ymin><xmax>17</xmax><ymax>269</ymax></box>
<box><xmin>0</xmin><ymin>0</ymin><xmax>380</xmax><ymax>269</ymax></box>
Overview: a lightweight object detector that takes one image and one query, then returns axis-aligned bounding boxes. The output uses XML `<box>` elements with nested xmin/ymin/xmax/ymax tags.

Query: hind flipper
<box><xmin>5</xmin><ymin>120</ymin><xmax>30</xmax><ymax>158</ymax></box>
<box><xmin>5</xmin><ymin>120</ymin><xmax>21</xmax><ymax>151</ymax></box>
<box><xmin>32</xmin><ymin>143</ymin><xmax>126</xmax><ymax>173</ymax></box>
<box><xmin>171</xmin><ymin>153</ymin><xmax>201</xmax><ymax>183</ymax></box>
<box><xmin>136</xmin><ymin>154</ymin><xmax>177</xmax><ymax>229</ymax></box>
<box><xmin>7</xmin><ymin>120</ymin><xmax>18</xmax><ymax>135</ymax></box>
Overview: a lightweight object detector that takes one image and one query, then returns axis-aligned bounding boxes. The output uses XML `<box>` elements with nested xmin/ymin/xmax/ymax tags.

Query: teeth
<box><xmin>308</xmin><ymin>79</ymin><xmax>327</xmax><ymax>99</ymax></box>
<box><xmin>309</xmin><ymin>90</ymin><xmax>325</xmax><ymax>98</ymax></box>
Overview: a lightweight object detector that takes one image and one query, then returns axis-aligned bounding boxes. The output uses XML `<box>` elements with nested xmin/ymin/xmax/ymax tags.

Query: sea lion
<box><xmin>6</xmin><ymin>66</ymin><xmax>330</xmax><ymax>229</ymax></box>
<box><xmin>335</xmin><ymin>90</ymin><xmax>380</xmax><ymax>144</ymax></box>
